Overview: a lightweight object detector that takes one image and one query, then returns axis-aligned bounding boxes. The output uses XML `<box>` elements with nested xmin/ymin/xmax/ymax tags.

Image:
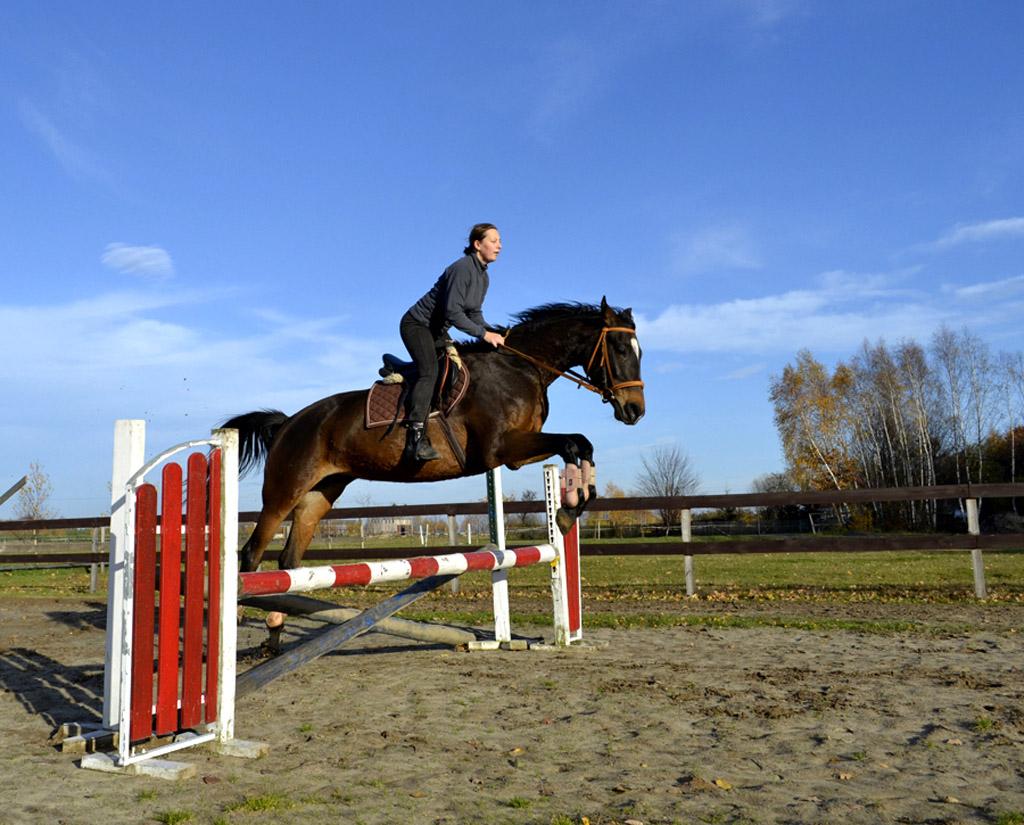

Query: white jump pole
<box><xmin>487</xmin><ymin>468</ymin><xmax>511</xmax><ymax>642</ymax></box>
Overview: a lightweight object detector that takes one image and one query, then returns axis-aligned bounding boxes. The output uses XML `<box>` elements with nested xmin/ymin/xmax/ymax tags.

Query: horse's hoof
<box><xmin>260</xmin><ymin>624</ymin><xmax>283</xmax><ymax>657</ymax></box>
<box><xmin>555</xmin><ymin>507</ymin><xmax>576</xmax><ymax>535</ymax></box>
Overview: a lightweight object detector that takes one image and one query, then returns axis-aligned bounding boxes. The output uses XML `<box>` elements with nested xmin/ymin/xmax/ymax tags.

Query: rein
<box><xmin>499</xmin><ymin>325</ymin><xmax>645</xmax><ymax>401</ymax></box>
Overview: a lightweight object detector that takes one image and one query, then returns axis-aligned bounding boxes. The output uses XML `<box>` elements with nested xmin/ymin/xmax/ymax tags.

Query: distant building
<box><xmin>366</xmin><ymin>516</ymin><xmax>414</xmax><ymax>536</ymax></box>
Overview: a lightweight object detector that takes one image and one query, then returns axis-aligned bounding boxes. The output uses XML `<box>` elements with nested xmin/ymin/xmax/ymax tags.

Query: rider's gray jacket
<box><xmin>405</xmin><ymin>254</ymin><xmax>498</xmax><ymax>340</ymax></box>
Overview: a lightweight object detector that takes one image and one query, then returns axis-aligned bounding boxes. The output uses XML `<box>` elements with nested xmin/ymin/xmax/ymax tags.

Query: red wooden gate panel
<box><xmin>181</xmin><ymin>452</ymin><xmax>208</xmax><ymax>728</ymax></box>
<box><xmin>129</xmin><ymin>449</ymin><xmax>221</xmax><ymax>743</ymax></box>
<box><xmin>155</xmin><ymin>463</ymin><xmax>183</xmax><ymax>735</ymax></box>
<box><xmin>130</xmin><ymin>484</ymin><xmax>158</xmax><ymax>742</ymax></box>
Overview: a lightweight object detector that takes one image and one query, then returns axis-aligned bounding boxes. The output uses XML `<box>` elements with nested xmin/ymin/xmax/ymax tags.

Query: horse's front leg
<box><xmin>493</xmin><ymin>431</ymin><xmax>598</xmax><ymax>533</ymax></box>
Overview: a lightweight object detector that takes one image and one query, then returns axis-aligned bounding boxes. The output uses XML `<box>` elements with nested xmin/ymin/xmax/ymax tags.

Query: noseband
<box><xmin>500</xmin><ymin>325</ymin><xmax>645</xmax><ymax>402</ymax></box>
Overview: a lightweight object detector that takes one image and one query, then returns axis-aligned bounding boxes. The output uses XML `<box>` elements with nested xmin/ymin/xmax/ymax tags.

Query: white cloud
<box><xmin>633</xmin><ymin>269</ymin><xmax>1021</xmax><ymax>355</ymax></box>
<box><xmin>102</xmin><ymin>243</ymin><xmax>175</xmax><ymax>279</ymax></box>
<box><xmin>722</xmin><ymin>363</ymin><xmax>767</xmax><ymax>380</ymax></box>
<box><xmin>0</xmin><ymin>290</ymin><xmax>386</xmax><ymax>413</ymax></box>
<box><xmin>742</xmin><ymin>0</ymin><xmax>802</xmax><ymax>26</ymax></box>
<box><xmin>672</xmin><ymin>225</ymin><xmax>761</xmax><ymax>275</ymax></box>
<box><xmin>949</xmin><ymin>274</ymin><xmax>1024</xmax><ymax>300</ymax></box>
<box><xmin>19</xmin><ymin>99</ymin><xmax>110</xmax><ymax>183</ymax></box>
<box><xmin>933</xmin><ymin>217</ymin><xmax>1024</xmax><ymax>249</ymax></box>
<box><xmin>528</xmin><ymin>36</ymin><xmax>606</xmax><ymax>138</ymax></box>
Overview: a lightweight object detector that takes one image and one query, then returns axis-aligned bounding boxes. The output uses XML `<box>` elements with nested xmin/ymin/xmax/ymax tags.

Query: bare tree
<box><xmin>750</xmin><ymin>471</ymin><xmax>801</xmax><ymax>521</ymax></box>
<box><xmin>634</xmin><ymin>444</ymin><xmax>700</xmax><ymax>528</ymax></box>
<box><xmin>960</xmin><ymin>329</ymin><xmax>994</xmax><ymax>484</ymax></box>
<box><xmin>931</xmin><ymin>325</ymin><xmax>970</xmax><ymax>484</ymax></box>
<box><xmin>997</xmin><ymin>350</ymin><xmax>1024</xmax><ymax>513</ymax></box>
<box><xmin>514</xmin><ymin>488</ymin><xmax>539</xmax><ymax>529</ymax></box>
<box><xmin>16</xmin><ymin>461</ymin><xmax>57</xmax><ymax>520</ymax></box>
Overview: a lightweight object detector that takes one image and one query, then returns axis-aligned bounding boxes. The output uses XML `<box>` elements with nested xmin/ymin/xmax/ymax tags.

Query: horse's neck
<box><xmin>512</xmin><ymin>319</ymin><xmax>598</xmax><ymax>380</ymax></box>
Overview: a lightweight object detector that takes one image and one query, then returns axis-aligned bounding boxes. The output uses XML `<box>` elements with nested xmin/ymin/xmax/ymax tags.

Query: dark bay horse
<box><xmin>224</xmin><ymin>298</ymin><xmax>645</xmax><ymax>573</ymax></box>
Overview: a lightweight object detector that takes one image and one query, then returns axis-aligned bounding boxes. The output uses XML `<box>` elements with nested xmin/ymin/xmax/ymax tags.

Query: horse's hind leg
<box><xmin>262</xmin><ymin>475</ymin><xmax>351</xmax><ymax>652</ymax></box>
<box><xmin>240</xmin><ymin>507</ymin><xmax>291</xmax><ymax>573</ymax></box>
<box><xmin>279</xmin><ymin>474</ymin><xmax>352</xmax><ymax>569</ymax></box>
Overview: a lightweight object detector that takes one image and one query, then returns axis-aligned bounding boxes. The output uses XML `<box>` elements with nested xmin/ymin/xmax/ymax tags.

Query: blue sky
<box><xmin>2</xmin><ymin>1</ymin><xmax>1023</xmax><ymax>516</ymax></box>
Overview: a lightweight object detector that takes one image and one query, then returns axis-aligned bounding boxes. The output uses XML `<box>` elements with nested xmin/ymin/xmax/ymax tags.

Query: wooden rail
<box><xmin>2</xmin><ymin>482</ymin><xmax>1022</xmax><ymax>532</ymax></box>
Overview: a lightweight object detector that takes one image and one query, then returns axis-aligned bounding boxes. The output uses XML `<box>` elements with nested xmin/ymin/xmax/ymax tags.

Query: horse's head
<box><xmin>586</xmin><ymin>297</ymin><xmax>645</xmax><ymax>425</ymax></box>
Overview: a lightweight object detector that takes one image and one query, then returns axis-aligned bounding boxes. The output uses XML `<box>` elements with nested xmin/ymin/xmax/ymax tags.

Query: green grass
<box><xmin>2</xmin><ymin>546</ymin><xmax>1021</xmax><ymax>606</ymax></box>
<box><xmin>996</xmin><ymin>813</ymin><xmax>1024</xmax><ymax>825</ymax></box>
<box><xmin>399</xmin><ymin>608</ymin><xmax>952</xmax><ymax>635</ymax></box>
<box><xmin>155</xmin><ymin>812</ymin><xmax>193</xmax><ymax>825</ymax></box>
<box><xmin>225</xmin><ymin>793</ymin><xmax>293</xmax><ymax>813</ymax></box>
<box><xmin>974</xmin><ymin>716</ymin><xmax>997</xmax><ymax>732</ymax></box>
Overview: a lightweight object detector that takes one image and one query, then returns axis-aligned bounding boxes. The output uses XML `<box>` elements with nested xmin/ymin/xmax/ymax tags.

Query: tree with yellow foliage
<box><xmin>770</xmin><ymin>350</ymin><xmax>860</xmax><ymax>491</ymax></box>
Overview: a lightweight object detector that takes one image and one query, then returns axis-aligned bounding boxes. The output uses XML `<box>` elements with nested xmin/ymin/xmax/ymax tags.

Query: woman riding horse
<box><xmin>225</xmin><ymin>298</ymin><xmax>645</xmax><ymax>574</ymax></box>
<box><xmin>400</xmin><ymin>223</ymin><xmax>507</xmax><ymax>462</ymax></box>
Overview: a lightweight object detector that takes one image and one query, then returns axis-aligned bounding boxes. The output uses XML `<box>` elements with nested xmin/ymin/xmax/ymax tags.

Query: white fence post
<box><xmin>448</xmin><ymin>513</ymin><xmax>460</xmax><ymax>594</ymax></box>
<box><xmin>89</xmin><ymin>527</ymin><xmax>99</xmax><ymax>593</ymax></box>
<box><xmin>214</xmin><ymin>428</ymin><xmax>240</xmax><ymax>746</ymax></box>
<box><xmin>488</xmin><ymin>468</ymin><xmax>511</xmax><ymax>643</ymax></box>
<box><xmin>103</xmin><ymin>419</ymin><xmax>145</xmax><ymax>728</ymax></box>
<box><xmin>681</xmin><ymin>508</ymin><xmax>694</xmax><ymax>596</ymax></box>
<box><xmin>544</xmin><ymin>465</ymin><xmax>571</xmax><ymax>645</ymax></box>
<box><xmin>966</xmin><ymin>498</ymin><xmax>987</xmax><ymax>599</ymax></box>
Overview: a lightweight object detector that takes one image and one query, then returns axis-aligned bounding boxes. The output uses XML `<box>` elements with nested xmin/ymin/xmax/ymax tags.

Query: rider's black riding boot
<box><xmin>403</xmin><ymin>421</ymin><xmax>440</xmax><ymax>462</ymax></box>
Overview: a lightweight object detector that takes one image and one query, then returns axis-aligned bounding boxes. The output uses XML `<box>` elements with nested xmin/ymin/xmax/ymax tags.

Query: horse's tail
<box><xmin>220</xmin><ymin>409</ymin><xmax>289</xmax><ymax>476</ymax></box>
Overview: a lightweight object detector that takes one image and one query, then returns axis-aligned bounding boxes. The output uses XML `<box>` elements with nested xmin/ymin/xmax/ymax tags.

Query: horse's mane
<box><xmin>455</xmin><ymin>302</ymin><xmax>608</xmax><ymax>353</ymax></box>
<box><xmin>510</xmin><ymin>301</ymin><xmax>604</xmax><ymax>327</ymax></box>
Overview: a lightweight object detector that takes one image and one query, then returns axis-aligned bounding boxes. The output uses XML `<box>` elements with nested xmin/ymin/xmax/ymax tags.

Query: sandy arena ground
<box><xmin>1</xmin><ymin>595</ymin><xmax>1022</xmax><ymax>825</ymax></box>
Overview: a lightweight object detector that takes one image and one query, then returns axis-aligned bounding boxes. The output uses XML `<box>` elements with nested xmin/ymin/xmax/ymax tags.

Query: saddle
<box><xmin>364</xmin><ymin>348</ymin><xmax>470</xmax><ymax>429</ymax></box>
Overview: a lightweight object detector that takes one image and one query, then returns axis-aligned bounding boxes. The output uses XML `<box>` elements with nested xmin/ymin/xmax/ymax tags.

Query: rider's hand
<box><xmin>483</xmin><ymin>330</ymin><xmax>506</xmax><ymax>348</ymax></box>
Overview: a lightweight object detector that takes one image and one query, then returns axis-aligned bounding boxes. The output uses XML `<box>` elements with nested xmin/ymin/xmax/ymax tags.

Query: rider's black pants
<box><xmin>399</xmin><ymin>312</ymin><xmax>438</xmax><ymax>424</ymax></box>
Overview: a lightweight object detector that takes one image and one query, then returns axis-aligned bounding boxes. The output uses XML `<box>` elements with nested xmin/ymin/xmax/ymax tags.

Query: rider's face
<box><xmin>474</xmin><ymin>229</ymin><xmax>502</xmax><ymax>264</ymax></box>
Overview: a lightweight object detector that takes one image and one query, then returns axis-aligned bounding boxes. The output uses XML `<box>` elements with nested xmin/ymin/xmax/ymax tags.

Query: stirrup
<box><xmin>415</xmin><ymin>435</ymin><xmax>440</xmax><ymax>461</ymax></box>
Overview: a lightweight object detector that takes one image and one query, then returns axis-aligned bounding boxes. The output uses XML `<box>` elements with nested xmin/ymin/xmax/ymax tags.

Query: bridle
<box><xmin>499</xmin><ymin>325</ymin><xmax>645</xmax><ymax>403</ymax></box>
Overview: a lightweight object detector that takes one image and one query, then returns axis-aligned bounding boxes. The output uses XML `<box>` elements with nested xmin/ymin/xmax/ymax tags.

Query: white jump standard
<box><xmin>72</xmin><ymin>419</ymin><xmax>584</xmax><ymax>777</ymax></box>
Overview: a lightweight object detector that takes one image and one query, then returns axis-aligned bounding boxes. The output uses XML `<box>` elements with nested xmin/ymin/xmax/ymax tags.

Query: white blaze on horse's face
<box><xmin>631</xmin><ymin>337</ymin><xmax>640</xmax><ymax>362</ymax></box>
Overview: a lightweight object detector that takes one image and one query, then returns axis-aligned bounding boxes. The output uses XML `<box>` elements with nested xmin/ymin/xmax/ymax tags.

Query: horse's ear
<box><xmin>624</xmin><ymin>307</ymin><xmax>634</xmax><ymax>322</ymax></box>
<box><xmin>600</xmin><ymin>296</ymin><xmax>615</xmax><ymax>324</ymax></box>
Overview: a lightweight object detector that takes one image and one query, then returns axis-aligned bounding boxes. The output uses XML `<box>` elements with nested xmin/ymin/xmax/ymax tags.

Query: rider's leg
<box><xmin>399</xmin><ymin>316</ymin><xmax>441</xmax><ymax>461</ymax></box>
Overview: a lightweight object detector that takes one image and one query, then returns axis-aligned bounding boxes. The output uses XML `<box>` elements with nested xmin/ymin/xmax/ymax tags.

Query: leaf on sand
<box><xmin>676</xmin><ymin>775</ymin><xmax>716</xmax><ymax>793</ymax></box>
<box><xmin>836</xmin><ymin>771</ymin><xmax>854</xmax><ymax>781</ymax></box>
<box><xmin>508</xmin><ymin>746</ymin><xmax>524</xmax><ymax>755</ymax></box>
<box><xmin>713</xmin><ymin>778</ymin><xmax>733</xmax><ymax>790</ymax></box>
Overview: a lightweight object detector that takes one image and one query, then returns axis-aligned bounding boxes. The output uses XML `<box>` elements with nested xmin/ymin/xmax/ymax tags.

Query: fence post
<box><xmin>544</xmin><ymin>465</ymin><xmax>571</xmax><ymax>645</ymax></box>
<box><xmin>681</xmin><ymin>509</ymin><xmax>694</xmax><ymax>596</ymax></box>
<box><xmin>103</xmin><ymin>419</ymin><xmax>146</xmax><ymax>728</ymax></box>
<box><xmin>966</xmin><ymin>498</ymin><xmax>987</xmax><ymax>599</ymax></box>
<box><xmin>488</xmin><ymin>468</ymin><xmax>511</xmax><ymax>643</ymax></box>
<box><xmin>213</xmin><ymin>427</ymin><xmax>240</xmax><ymax>746</ymax></box>
<box><xmin>447</xmin><ymin>513</ymin><xmax>459</xmax><ymax>594</ymax></box>
<box><xmin>89</xmin><ymin>527</ymin><xmax>99</xmax><ymax>593</ymax></box>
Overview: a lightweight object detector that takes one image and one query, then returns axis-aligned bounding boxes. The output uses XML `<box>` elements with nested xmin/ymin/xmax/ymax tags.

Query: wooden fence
<box><xmin>2</xmin><ymin>482</ymin><xmax>1021</xmax><ymax>597</ymax></box>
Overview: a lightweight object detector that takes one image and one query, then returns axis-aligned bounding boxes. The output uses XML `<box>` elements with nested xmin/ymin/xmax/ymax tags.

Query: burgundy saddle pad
<box><xmin>364</xmin><ymin>358</ymin><xmax>470</xmax><ymax>429</ymax></box>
